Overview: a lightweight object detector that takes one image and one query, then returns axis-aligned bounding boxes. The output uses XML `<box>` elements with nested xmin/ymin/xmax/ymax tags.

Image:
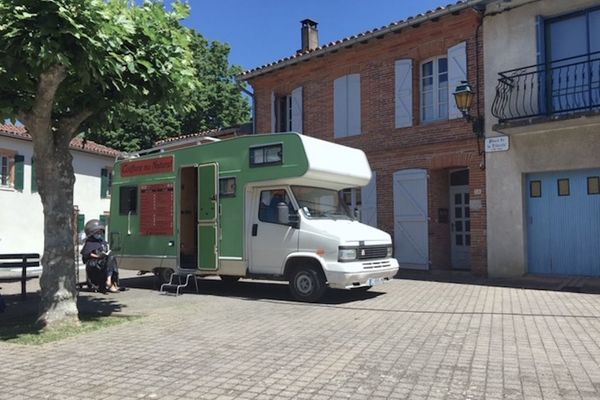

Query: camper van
<box><xmin>109</xmin><ymin>133</ymin><xmax>398</xmax><ymax>301</ymax></box>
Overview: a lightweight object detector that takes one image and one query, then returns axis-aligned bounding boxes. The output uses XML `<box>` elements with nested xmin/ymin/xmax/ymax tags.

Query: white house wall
<box><xmin>484</xmin><ymin>0</ymin><xmax>600</xmax><ymax>277</ymax></box>
<box><xmin>0</xmin><ymin>136</ymin><xmax>114</xmax><ymax>254</ymax></box>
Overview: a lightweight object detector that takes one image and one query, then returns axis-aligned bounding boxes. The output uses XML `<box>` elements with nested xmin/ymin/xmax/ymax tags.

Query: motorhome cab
<box><xmin>109</xmin><ymin>133</ymin><xmax>399</xmax><ymax>302</ymax></box>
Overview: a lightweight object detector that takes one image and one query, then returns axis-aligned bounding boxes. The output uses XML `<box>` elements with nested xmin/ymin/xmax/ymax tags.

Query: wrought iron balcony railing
<box><xmin>491</xmin><ymin>51</ymin><xmax>600</xmax><ymax>123</ymax></box>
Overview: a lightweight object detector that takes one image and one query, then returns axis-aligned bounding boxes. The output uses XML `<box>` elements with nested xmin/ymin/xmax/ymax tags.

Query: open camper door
<box><xmin>198</xmin><ymin>163</ymin><xmax>219</xmax><ymax>270</ymax></box>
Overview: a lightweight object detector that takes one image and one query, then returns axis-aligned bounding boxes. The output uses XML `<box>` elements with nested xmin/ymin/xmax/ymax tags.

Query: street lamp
<box><xmin>453</xmin><ymin>81</ymin><xmax>484</xmax><ymax>137</ymax></box>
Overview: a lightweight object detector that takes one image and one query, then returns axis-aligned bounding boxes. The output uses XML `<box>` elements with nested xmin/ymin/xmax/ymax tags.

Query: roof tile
<box><xmin>0</xmin><ymin>124</ymin><xmax>121</xmax><ymax>158</ymax></box>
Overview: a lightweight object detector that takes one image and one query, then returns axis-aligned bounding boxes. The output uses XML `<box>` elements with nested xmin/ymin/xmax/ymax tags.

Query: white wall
<box><xmin>484</xmin><ymin>0</ymin><xmax>600</xmax><ymax>277</ymax></box>
<box><xmin>0</xmin><ymin>136</ymin><xmax>114</xmax><ymax>254</ymax></box>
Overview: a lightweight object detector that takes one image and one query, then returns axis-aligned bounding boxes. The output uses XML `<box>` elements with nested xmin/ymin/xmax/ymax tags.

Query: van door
<box><xmin>249</xmin><ymin>188</ymin><xmax>299</xmax><ymax>275</ymax></box>
<box><xmin>198</xmin><ymin>163</ymin><xmax>219</xmax><ymax>270</ymax></box>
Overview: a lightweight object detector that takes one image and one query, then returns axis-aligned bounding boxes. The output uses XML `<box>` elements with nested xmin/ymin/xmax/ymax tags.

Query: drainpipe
<box><xmin>237</xmin><ymin>82</ymin><xmax>256</xmax><ymax>134</ymax></box>
<box><xmin>473</xmin><ymin>5</ymin><xmax>486</xmax><ymax>170</ymax></box>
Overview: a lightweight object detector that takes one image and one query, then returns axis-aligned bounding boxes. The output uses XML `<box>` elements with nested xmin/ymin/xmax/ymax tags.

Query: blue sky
<box><xmin>182</xmin><ymin>0</ymin><xmax>456</xmax><ymax>71</ymax></box>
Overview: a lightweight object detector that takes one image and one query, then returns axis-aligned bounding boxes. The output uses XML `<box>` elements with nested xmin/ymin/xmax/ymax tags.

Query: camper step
<box><xmin>160</xmin><ymin>273</ymin><xmax>199</xmax><ymax>296</ymax></box>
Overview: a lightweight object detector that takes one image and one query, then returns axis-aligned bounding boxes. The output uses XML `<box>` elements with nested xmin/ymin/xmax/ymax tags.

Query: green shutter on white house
<box><xmin>100</xmin><ymin>168</ymin><xmax>108</xmax><ymax>198</ymax></box>
<box><xmin>99</xmin><ymin>215</ymin><xmax>109</xmax><ymax>239</ymax></box>
<box><xmin>31</xmin><ymin>157</ymin><xmax>37</xmax><ymax>193</ymax></box>
<box><xmin>14</xmin><ymin>155</ymin><xmax>24</xmax><ymax>191</ymax></box>
<box><xmin>77</xmin><ymin>214</ymin><xmax>85</xmax><ymax>234</ymax></box>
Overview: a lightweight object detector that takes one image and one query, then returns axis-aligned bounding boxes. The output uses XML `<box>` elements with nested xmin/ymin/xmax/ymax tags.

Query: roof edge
<box><xmin>239</xmin><ymin>0</ymin><xmax>485</xmax><ymax>81</ymax></box>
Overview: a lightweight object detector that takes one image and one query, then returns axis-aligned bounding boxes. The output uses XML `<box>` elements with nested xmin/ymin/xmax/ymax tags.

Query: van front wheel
<box><xmin>289</xmin><ymin>266</ymin><xmax>326</xmax><ymax>302</ymax></box>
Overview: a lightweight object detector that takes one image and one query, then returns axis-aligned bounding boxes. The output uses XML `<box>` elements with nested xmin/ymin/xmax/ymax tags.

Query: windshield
<box><xmin>291</xmin><ymin>186</ymin><xmax>353</xmax><ymax>220</ymax></box>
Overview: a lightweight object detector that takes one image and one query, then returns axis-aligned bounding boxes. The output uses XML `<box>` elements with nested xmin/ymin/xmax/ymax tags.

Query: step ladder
<box><xmin>160</xmin><ymin>273</ymin><xmax>199</xmax><ymax>296</ymax></box>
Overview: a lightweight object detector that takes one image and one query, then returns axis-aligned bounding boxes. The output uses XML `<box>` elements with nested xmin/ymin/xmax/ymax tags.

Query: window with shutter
<box><xmin>272</xmin><ymin>86</ymin><xmax>304</xmax><ymax>133</ymax></box>
<box><xmin>100</xmin><ymin>167</ymin><xmax>112</xmax><ymax>198</ymax></box>
<box><xmin>0</xmin><ymin>155</ymin><xmax>9</xmax><ymax>188</ymax></box>
<box><xmin>421</xmin><ymin>57</ymin><xmax>449</xmax><ymax>122</ymax></box>
<box><xmin>334</xmin><ymin>74</ymin><xmax>361</xmax><ymax>137</ymax></box>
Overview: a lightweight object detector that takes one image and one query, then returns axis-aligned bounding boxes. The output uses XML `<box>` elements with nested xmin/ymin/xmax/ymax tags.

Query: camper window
<box><xmin>119</xmin><ymin>186</ymin><xmax>138</xmax><ymax>215</ymax></box>
<box><xmin>258</xmin><ymin>189</ymin><xmax>293</xmax><ymax>225</ymax></box>
<box><xmin>219</xmin><ymin>177</ymin><xmax>236</xmax><ymax>197</ymax></box>
<box><xmin>250</xmin><ymin>144</ymin><xmax>282</xmax><ymax>167</ymax></box>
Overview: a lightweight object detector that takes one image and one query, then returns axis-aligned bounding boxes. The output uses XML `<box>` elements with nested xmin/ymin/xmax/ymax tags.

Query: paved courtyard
<box><xmin>2</xmin><ymin>273</ymin><xmax>600</xmax><ymax>400</ymax></box>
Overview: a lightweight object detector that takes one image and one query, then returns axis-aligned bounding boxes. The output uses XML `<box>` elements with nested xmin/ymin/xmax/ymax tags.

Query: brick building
<box><xmin>240</xmin><ymin>2</ymin><xmax>488</xmax><ymax>275</ymax></box>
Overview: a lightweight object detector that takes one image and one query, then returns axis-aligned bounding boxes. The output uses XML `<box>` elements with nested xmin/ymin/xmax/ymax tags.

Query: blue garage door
<box><xmin>527</xmin><ymin>168</ymin><xmax>600</xmax><ymax>276</ymax></box>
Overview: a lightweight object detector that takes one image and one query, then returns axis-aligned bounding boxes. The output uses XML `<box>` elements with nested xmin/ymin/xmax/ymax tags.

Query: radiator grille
<box><xmin>357</xmin><ymin>246</ymin><xmax>388</xmax><ymax>260</ymax></box>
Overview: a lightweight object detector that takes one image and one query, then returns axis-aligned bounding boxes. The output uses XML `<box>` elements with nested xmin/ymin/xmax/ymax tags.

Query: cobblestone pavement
<box><xmin>2</xmin><ymin>274</ymin><xmax>600</xmax><ymax>400</ymax></box>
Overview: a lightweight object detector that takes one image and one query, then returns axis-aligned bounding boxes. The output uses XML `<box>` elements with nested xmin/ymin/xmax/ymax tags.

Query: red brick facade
<box><xmin>245</xmin><ymin>9</ymin><xmax>487</xmax><ymax>275</ymax></box>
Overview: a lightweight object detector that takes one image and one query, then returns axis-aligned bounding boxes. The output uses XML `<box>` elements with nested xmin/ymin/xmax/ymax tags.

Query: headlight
<box><xmin>386</xmin><ymin>246</ymin><xmax>393</xmax><ymax>258</ymax></box>
<box><xmin>338</xmin><ymin>248</ymin><xmax>357</xmax><ymax>261</ymax></box>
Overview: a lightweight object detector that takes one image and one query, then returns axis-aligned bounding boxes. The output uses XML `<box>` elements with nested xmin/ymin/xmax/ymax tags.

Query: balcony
<box><xmin>492</xmin><ymin>51</ymin><xmax>600</xmax><ymax>132</ymax></box>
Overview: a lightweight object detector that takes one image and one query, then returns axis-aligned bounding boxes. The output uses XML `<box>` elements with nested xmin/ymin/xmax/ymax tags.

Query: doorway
<box><xmin>449</xmin><ymin>169</ymin><xmax>470</xmax><ymax>270</ymax></box>
<box><xmin>179</xmin><ymin>166</ymin><xmax>198</xmax><ymax>269</ymax></box>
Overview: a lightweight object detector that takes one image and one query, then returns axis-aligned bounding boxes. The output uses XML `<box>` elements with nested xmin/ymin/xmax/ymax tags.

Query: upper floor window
<box><xmin>421</xmin><ymin>57</ymin><xmax>448</xmax><ymax>122</ymax></box>
<box><xmin>0</xmin><ymin>155</ymin><xmax>9</xmax><ymax>187</ymax></box>
<box><xmin>101</xmin><ymin>167</ymin><xmax>112</xmax><ymax>199</ymax></box>
<box><xmin>334</xmin><ymin>74</ymin><xmax>361</xmax><ymax>137</ymax></box>
<box><xmin>0</xmin><ymin>149</ymin><xmax>24</xmax><ymax>191</ymax></box>
<box><xmin>545</xmin><ymin>8</ymin><xmax>600</xmax><ymax>113</ymax></box>
<box><xmin>272</xmin><ymin>87</ymin><xmax>303</xmax><ymax>133</ymax></box>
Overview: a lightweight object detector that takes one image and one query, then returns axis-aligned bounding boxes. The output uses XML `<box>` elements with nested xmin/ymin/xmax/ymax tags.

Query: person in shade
<box><xmin>81</xmin><ymin>219</ymin><xmax>119</xmax><ymax>293</ymax></box>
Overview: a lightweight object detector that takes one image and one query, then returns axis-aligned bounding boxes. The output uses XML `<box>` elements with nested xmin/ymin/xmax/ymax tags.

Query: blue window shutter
<box><xmin>100</xmin><ymin>168</ymin><xmax>108</xmax><ymax>199</ymax></box>
<box><xmin>535</xmin><ymin>15</ymin><xmax>545</xmax><ymax>65</ymax></box>
<box><xmin>334</xmin><ymin>76</ymin><xmax>348</xmax><ymax>137</ymax></box>
<box><xmin>31</xmin><ymin>157</ymin><xmax>37</xmax><ymax>193</ymax></box>
<box><xmin>361</xmin><ymin>172</ymin><xmax>378</xmax><ymax>228</ymax></box>
<box><xmin>447</xmin><ymin>41</ymin><xmax>467</xmax><ymax>120</ymax></box>
<box><xmin>290</xmin><ymin>86</ymin><xmax>303</xmax><ymax>134</ymax></box>
<box><xmin>395</xmin><ymin>59</ymin><xmax>413</xmax><ymax>128</ymax></box>
<box><xmin>347</xmin><ymin>74</ymin><xmax>361</xmax><ymax>136</ymax></box>
<box><xmin>536</xmin><ymin>15</ymin><xmax>547</xmax><ymax>114</ymax></box>
<box><xmin>14</xmin><ymin>155</ymin><xmax>24</xmax><ymax>191</ymax></box>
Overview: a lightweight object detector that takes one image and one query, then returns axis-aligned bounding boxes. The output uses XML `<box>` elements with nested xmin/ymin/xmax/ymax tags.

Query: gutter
<box><xmin>237</xmin><ymin>82</ymin><xmax>257</xmax><ymax>134</ymax></box>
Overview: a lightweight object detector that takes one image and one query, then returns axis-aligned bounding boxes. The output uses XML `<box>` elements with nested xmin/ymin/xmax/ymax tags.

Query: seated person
<box><xmin>81</xmin><ymin>219</ymin><xmax>119</xmax><ymax>293</ymax></box>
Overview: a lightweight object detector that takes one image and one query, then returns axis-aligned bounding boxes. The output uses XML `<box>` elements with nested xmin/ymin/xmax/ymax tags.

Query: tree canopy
<box><xmin>86</xmin><ymin>32</ymin><xmax>251</xmax><ymax>152</ymax></box>
<box><xmin>0</xmin><ymin>0</ymin><xmax>203</xmax><ymax>327</ymax></box>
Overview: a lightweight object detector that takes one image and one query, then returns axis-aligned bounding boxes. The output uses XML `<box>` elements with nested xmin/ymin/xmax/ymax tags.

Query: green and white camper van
<box><xmin>109</xmin><ymin>132</ymin><xmax>398</xmax><ymax>301</ymax></box>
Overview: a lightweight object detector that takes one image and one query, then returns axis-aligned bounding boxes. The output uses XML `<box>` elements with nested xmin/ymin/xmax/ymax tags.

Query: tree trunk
<box><xmin>31</xmin><ymin>127</ymin><xmax>79</xmax><ymax>328</ymax></box>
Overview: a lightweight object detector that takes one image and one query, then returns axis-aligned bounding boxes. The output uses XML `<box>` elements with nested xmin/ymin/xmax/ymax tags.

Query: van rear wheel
<box><xmin>289</xmin><ymin>266</ymin><xmax>326</xmax><ymax>302</ymax></box>
<box><xmin>155</xmin><ymin>268</ymin><xmax>174</xmax><ymax>284</ymax></box>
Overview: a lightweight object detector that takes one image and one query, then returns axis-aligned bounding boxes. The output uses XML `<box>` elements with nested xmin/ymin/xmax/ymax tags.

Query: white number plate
<box><xmin>367</xmin><ymin>277</ymin><xmax>385</xmax><ymax>286</ymax></box>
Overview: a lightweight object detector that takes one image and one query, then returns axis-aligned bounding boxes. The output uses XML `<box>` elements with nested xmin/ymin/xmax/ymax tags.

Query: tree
<box><xmin>0</xmin><ymin>0</ymin><xmax>200</xmax><ymax>327</ymax></box>
<box><xmin>87</xmin><ymin>32</ymin><xmax>251</xmax><ymax>152</ymax></box>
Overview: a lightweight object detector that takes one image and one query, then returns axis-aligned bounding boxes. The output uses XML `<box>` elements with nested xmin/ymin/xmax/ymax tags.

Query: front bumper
<box><xmin>324</xmin><ymin>258</ymin><xmax>399</xmax><ymax>289</ymax></box>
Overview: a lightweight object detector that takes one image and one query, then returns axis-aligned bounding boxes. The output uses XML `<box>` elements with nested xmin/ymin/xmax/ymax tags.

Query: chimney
<box><xmin>300</xmin><ymin>19</ymin><xmax>319</xmax><ymax>52</ymax></box>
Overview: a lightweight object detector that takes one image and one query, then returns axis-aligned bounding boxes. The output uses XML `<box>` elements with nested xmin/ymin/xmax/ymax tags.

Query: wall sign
<box><xmin>485</xmin><ymin>136</ymin><xmax>509</xmax><ymax>153</ymax></box>
<box><xmin>140</xmin><ymin>183</ymin><xmax>174</xmax><ymax>235</ymax></box>
<box><xmin>121</xmin><ymin>156</ymin><xmax>174</xmax><ymax>177</ymax></box>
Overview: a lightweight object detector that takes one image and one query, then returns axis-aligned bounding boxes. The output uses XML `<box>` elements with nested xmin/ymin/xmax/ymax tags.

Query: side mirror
<box><xmin>288</xmin><ymin>211</ymin><xmax>300</xmax><ymax>229</ymax></box>
<box><xmin>78</xmin><ymin>232</ymin><xmax>87</xmax><ymax>243</ymax></box>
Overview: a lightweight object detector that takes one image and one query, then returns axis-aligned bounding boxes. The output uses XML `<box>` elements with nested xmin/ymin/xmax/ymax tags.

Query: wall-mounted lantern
<box><xmin>453</xmin><ymin>81</ymin><xmax>484</xmax><ymax>137</ymax></box>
